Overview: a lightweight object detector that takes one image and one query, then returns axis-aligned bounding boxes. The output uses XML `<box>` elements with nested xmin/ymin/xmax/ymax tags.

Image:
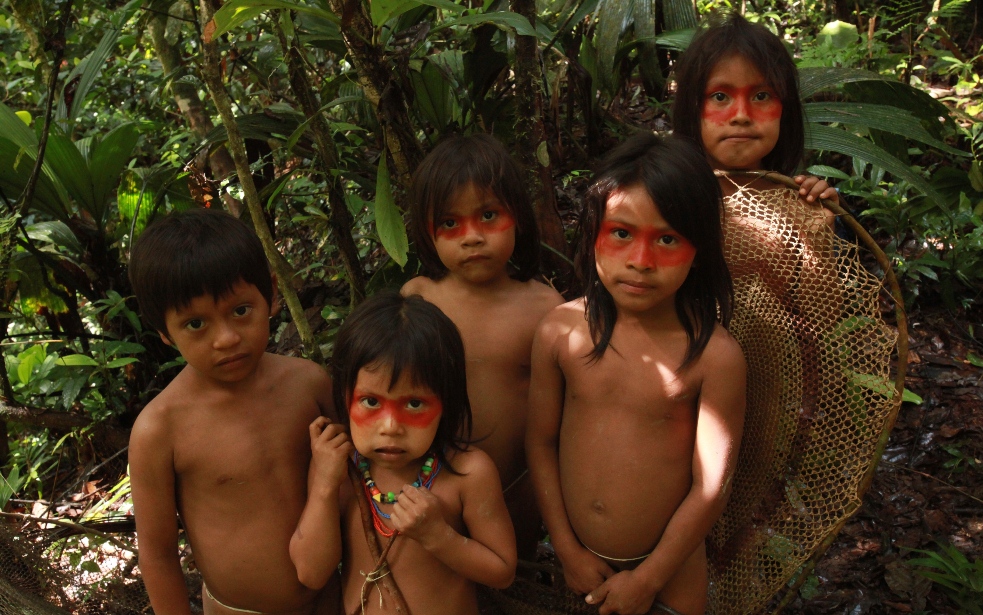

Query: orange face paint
<box><xmin>702</xmin><ymin>85</ymin><xmax>782</xmax><ymax>125</ymax></box>
<box><xmin>432</xmin><ymin>210</ymin><xmax>515</xmax><ymax>240</ymax></box>
<box><xmin>595</xmin><ymin>221</ymin><xmax>696</xmax><ymax>269</ymax></box>
<box><xmin>349</xmin><ymin>391</ymin><xmax>443</xmax><ymax>429</ymax></box>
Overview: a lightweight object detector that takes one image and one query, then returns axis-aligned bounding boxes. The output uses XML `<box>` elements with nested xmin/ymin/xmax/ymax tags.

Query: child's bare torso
<box><xmin>402</xmin><ymin>277</ymin><xmax>562</xmax><ymax>485</ymax></box>
<box><xmin>167</xmin><ymin>354</ymin><xmax>331</xmax><ymax>612</ymax></box>
<box><xmin>340</xmin><ymin>460</ymin><xmax>478</xmax><ymax>615</ymax></box>
<box><xmin>550</xmin><ymin>301</ymin><xmax>703</xmax><ymax>559</ymax></box>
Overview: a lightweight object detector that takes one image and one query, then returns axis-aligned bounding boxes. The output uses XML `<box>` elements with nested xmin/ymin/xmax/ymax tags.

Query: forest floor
<box><xmin>793</xmin><ymin>303</ymin><xmax>983</xmax><ymax>614</ymax></box>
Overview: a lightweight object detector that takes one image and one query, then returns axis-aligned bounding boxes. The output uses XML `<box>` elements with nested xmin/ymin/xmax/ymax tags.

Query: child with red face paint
<box><xmin>290</xmin><ymin>292</ymin><xmax>516</xmax><ymax>615</ymax></box>
<box><xmin>527</xmin><ymin>134</ymin><xmax>746</xmax><ymax>615</ymax></box>
<box><xmin>401</xmin><ymin>134</ymin><xmax>564</xmax><ymax>559</ymax></box>
<box><xmin>671</xmin><ymin>12</ymin><xmax>839</xmax><ymax>210</ymax></box>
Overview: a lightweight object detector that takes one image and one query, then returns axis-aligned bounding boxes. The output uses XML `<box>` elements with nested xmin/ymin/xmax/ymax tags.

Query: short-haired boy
<box><xmin>128</xmin><ymin>208</ymin><xmax>338</xmax><ymax>615</ymax></box>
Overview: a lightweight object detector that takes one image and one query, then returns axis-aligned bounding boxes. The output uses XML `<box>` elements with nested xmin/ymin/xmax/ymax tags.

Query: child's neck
<box><xmin>443</xmin><ymin>269</ymin><xmax>516</xmax><ymax>295</ymax></box>
<box><xmin>614</xmin><ymin>301</ymin><xmax>684</xmax><ymax>334</ymax></box>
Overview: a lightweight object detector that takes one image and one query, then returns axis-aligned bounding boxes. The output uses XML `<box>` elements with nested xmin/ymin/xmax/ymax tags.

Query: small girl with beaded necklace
<box><xmin>290</xmin><ymin>292</ymin><xmax>516</xmax><ymax>615</ymax></box>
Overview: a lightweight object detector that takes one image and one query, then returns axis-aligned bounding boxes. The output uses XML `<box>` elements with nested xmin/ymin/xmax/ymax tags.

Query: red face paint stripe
<box><xmin>433</xmin><ymin>210</ymin><xmax>515</xmax><ymax>240</ymax></box>
<box><xmin>702</xmin><ymin>85</ymin><xmax>782</xmax><ymax>125</ymax></box>
<box><xmin>595</xmin><ymin>221</ymin><xmax>696</xmax><ymax>269</ymax></box>
<box><xmin>349</xmin><ymin>391</ymin><xmax>443</xmax><ymax>429</ymax></box>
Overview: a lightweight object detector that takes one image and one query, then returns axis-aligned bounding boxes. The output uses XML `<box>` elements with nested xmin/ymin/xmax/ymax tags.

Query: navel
<box><xmin>591</xmin><ymin>499</ymin><xmax>605</xmax><ymax>514</ymax></box>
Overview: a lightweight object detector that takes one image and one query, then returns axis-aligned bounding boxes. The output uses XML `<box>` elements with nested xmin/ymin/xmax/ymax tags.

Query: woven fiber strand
<box><xmin>707</xmin><ymin>174</ymin><xmax>902</xmax><ymax>614</ymax></box>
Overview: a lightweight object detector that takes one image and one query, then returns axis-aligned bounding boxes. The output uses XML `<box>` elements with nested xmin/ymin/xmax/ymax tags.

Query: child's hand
<box><xmin>556</xmin><ymin>544</ymin><xmax>615</xmax><ymax>596</ymax></box>
<box><xmin>794</xmin><ymin>174</ymin><xmax>839</xmax><ymax>206</ymax></box>
<box><xmin>390</xmin><ymin>484</ymin><xmax>450</xmax><ymax>547</ymax></box>
<box><xmin>585</xmin><ymin>569</ymin><xmax>657</xmax><ymax>615</ymax></box>
<box><xmin>308</xmin><ymin>417</ymin><xmax>352</xmax><ymax>496</ymax></box>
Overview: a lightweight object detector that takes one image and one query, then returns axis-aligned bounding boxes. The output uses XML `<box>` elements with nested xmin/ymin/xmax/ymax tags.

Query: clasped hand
<box><xmin>308</xmin><ymin>416</ymin><xmax>352</xmax><ymax>493</ymax></box>
<box><xmin>560</xmin><ymin>545</ymin><xmax>659</xmax><ymax>615</ymax></box>
<box><xmin>390</xmin><ymin>485</ymin><xmax>449</xmax><ymax>547</ymax></box>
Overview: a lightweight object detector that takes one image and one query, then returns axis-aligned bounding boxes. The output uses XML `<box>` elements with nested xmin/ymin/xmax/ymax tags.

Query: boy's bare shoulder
<box><xmin>515</xmin><ymin>278</ymin><xmax>564</xmax><ymax>310</ymax></box>
<box><xmin>401</xmin><ymin>275</ymin><xmax>437</xmax><ymax>298</ymax></box>
<box><xmin>535</xmin><ymin>299</ymin><xmax>587</xmax><ymax>348</ymax></box>
<box><xmin>449</xmin><ymin>446</ymin><xmax>501</xmax><ymax>483</ymax></box>
<box><xmin>130</xmin><ymin>369</ymin><xmax>193</xmax><ymax>448</ymax></box>
<box><xmin>262</xmin><ymin>353</ymin><xmax>335</xmax><ymax>418</ymax></box>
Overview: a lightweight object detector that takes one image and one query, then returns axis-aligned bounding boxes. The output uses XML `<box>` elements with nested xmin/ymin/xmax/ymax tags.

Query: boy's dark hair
<box><xmin>410</xmin><ymin>134</ymin><xmax>540</xmax><ymax>281</ymax></box>
<box><xmin>576</xmin><ymin>133</ymin><xmax>733</xmax><ymax>368</ymax></box>
<box><xmin>128</xmin><ymin>208</ymin><xmax>274</xmax><ymax>336</ymax></box>
<box><xmin>332</xmin><ymin>292</ymin><xmax>472</xmax><ymax>472</ymax></box>
<box><xmin>671</xmin><ymin>12</ymin><xmax>804</xmax><ymax>175</ymax></box>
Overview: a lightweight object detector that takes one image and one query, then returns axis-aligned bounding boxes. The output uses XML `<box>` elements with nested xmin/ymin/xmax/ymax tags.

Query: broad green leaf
<box><xmin>632</xmin><ymin>0</ymin><xmax>661</xmax><ymax>92</ymax></box>
<box><xmin>372</xmin><ymin>0</ymin><xmax>463</xmax><ymax>27</ymax></box>
<box><xmin>966</xmin><ymin>353</ymin><xmax>983</xmax><ymax>368</ymax></box>
<box><xmin>804</xmin><ymin>123</ymin><xmax>945</xmax><ymax>207</ymax></box>
<box><xmin>818</xmin><ymin>20</ymin><xmax>858</xmax><ymax>49</ymax></box>
<box><xmin>662</xmin><ymin>0</ymin><xmax>697</xmax><ymax>30</ymax></box>
<box><xmin>373</xmin><ymin>159</ymin><xmax>409</xmax><ymax>267</ymax></box>
<box><xmin>44</xmin><ymin>130</ymin><xmax>96</xmax><ymax>214</ymax></box>
<box><xmin>633</xmin><ymin>28</ymin><xmax>695</xmax><ymax>51</ymax></box>
<box><xmin>26</xmin><ymin>220</ymin><xmax>84</xmax><ymax>255</ymax></box>
<box><xmin>410</xmin><ymin>59</ymin><xmax>459</xmax><ymax>130</ymax></box>
<box><xmin>203</xmin><ymin>112</ymin><xmax>303</xmax><ymax>147</ymax></box>
<box><xmin>805</xmin><ymin>102</ymin><xmax>967</xmax><ymax>157</ymax></box>
<box><xmin>56</xmin><ymin>354</ymin><xmax>100</xmax><ymax>367</ymax></box>
<box><xmin>593</xmin><ymin>0</ymin><xmax>632</xmax><ymax>95</ymax></box>
<box><xmin>89</xmin><ymin>123</ymin><xmax>140</xmax><ymax>225</ymax></box>
<box><xmin>15</xmin><ymin>111</ymin><xmax>31</xmax><ymax>126</ymax></box>
<box><xmin>806</xmin><ymin>165</ymin><xmax>851</xmax><ymax>181</ymax></box>
<box><xmin>436</xmin><ymin>11</ymin><xmax>537</xmax><ymax>37</ymax></box>
<box><xmin>283</xmin><ymin>96</ymin><xmax>361</xmax><ymax>152</ymax></box>
<box><xmin>798</xmin><ymin>67</ymin><xmax>888</xmax><ymax>99</ymax></box>
<box><xmin>902</xmin><ymin>388</ymin><xmax>923</xmax><ymax>404</ymax></box>
<box><xmin>0</xmin><ymin>137</ymin><xmax>70</xmax><ymax>220</ymax></box>
<box><xmin>209</xmin><ymin>0</ymin><xmax>338</xmax><ymax>40</ymax></box>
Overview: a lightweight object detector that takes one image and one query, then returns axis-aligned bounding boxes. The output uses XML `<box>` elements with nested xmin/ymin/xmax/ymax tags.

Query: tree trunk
<box><xmin>510</xmin><ymin>0</ymin><xmax>569</xmax><ymax>269</ymax></box>
<box><xmin>147</xmin><ymin>9</ymin><xmax>242</xmax><ymax>217</ymax></box>
<box><xmin>274</xmin><ymin>17</ymin><xmax>367</xmax><ymax>304</ymax></box>
<box><xmin>197</xmin><ymin>1</ymin><xmax>322</xmax><ymax>362</ymax></box>
<box><xmin>324</xmin><ymin>0</ymin><xmax>422</xmax><ymax>194</ymax></box>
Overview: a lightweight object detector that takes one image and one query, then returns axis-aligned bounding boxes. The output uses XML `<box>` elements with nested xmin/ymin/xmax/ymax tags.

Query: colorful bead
<box><xmin>354</xmin><ymin>451</ymin><xmax>443</xmax><ymax>537</ymax></box>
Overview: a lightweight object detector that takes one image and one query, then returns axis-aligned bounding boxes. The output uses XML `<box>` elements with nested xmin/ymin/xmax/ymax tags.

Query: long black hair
<box><xmin>332</xmin><ymin>292</ymin><xmax>472</xmax><ymax>471</ymax></box>
<box><xmin>671</xmin><ymin>12</ymin><xmax>804</xmax><ymax>175</ymax></box>
<box><xmin>576</xmin><ymin>133</ymin><xmax>732</xmax><ymax>368</ymax></box>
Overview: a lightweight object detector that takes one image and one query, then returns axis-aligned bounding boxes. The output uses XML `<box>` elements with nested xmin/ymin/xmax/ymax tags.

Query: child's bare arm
<box><xmin>586</xmin><ymin>332</ymin><xmax>747</xmax><ymax>615</ymax></box>
<box><xmin>390</xmin><ymin>450</ymin><xmax>517</xmax><ymax>588</ymax></box>
<box><xmin>290</xmin><ymin>417</ymin><xmax>352</xmax><ymax>589</ymax></box>
<box><xmin>130</xmin><ymin>411</ymin><xmax>193</xmax><ymax>615</ymax></box>
<box><xmin>526</xmin><ymin>315</ymin><xmax>614</xmax><ymax>595</ymax></box>
<box><xmin>310</xmin><ymin>364</ymin><xmax>339</xmax><ymax>423</ymax></box>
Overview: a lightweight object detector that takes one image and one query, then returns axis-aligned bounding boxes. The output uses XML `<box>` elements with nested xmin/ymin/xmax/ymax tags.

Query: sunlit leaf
<box><xmin>89</xmin><ymin>123</ymin><xmax>140</xmax><ymax>225</ymax></box>
<box><xmin>373</xmin><ymin>158</ymin><xmax>409</xmax><ymax>267</ymax></box>
<box><xmin>805</xmin><ymin>123</ymin><xmax>945</xmax><ymax>206</ymax></box>
<box><xmin>805</xmin><ymin>102</ymin><xmax>966</xmax><ymax>157</ymax></box>
<box><xmin>208</xmin><ymin>0</ymin><xmax>338</xmax><ymax>41</ymax></box>
<box><xmin>56</xmin><ymin>355</ymin><xmax>100</xmax><ymax>367</ymax></box>
<box><xmin>436</xmin><ymin>11</ymin><xmax>537</xmax><ymax>37</ymax></box>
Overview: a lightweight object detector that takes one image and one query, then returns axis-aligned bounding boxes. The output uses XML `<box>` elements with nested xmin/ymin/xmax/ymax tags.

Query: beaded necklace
<box><xmin>355</xmin><ymin>451</ymin><xmax>442</xmax><ymax>537</ymax></box>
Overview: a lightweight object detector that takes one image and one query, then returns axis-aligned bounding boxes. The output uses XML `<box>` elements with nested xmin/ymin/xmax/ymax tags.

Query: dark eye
<box><xmin>233</xmin><ymin>305</ymin><xmax>252</xmax><ymax>317</ymax></box>
<box><xmin>658</xmin><ymin>234</ymin><xmax>679</xmax><ymax>246</ymax></box>
<box><xmin>360</xmin><ymin>397</ymin><xmax>380</xmax><ymax>409</ymax></box>
<box><xmin>440</xmin><ymin>219</ymin><xmax>457</xmax><ymax>229</ymax></box>
<box><xmin>481</xmin><ymin>210</ymin><xmax>497</xmax><ymax>222</ymax></box>
<box><xmin>185</xmin><ymin>319</ymin><xmax>204</xmax><ymax>331</ymax></box>
<box><xmin>752</xmin><ymin>90</ymin><xmax>772</xmax><ymax>102</ymax></box>
<box><xmin>612</xmin><ymin>228</ymin><xmax>631</xmax><ymax>240</ymax></box>
<box><xmin>406</xmin><ymin>399</ymin><xmax>425</xmax><ymax>411</ymax></box>
<box><xmin>708</xmin><ymin>92</ymin><xmax>727</xmax><ymax>103</ymax></box>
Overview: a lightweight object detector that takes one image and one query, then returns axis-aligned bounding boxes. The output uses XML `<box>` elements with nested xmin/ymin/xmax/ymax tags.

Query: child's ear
<box><xmin>158</xmin><ymin>330</ymin><xmax>175</xmax><ymax>346</ymax></box>
<box><xmin>269</xmin><ymin>273</ymin><xmax>281</xmax><ymax>317</ymax></box>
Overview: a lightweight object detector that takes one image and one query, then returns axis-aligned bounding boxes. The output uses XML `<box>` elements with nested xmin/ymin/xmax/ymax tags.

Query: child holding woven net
<box><xmin>291</xmin><ymin>292</ymin><xmax>516</xmax><ymax>615</ymax></box>
<box><xmin>527</xmin><ymin>134</ymin><xmax>746</xmax><ymax>615</ymax></box>
<box><xmin>401</xmin><ymin>134</ymin><xmax>563</xmax><ymax>558</ymax></box>
<box><xmin>672</xmin><ymin>11</ymin><xmax>839</xmax><ymax>211</ymax></box>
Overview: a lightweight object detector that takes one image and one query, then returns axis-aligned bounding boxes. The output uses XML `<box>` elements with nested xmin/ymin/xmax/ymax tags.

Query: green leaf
<box><xmin>373</xmin><ymin>159</ymin><xmax>409</xmax><ymax>267</ymax></box>
<box><xmin>804</xmin><ymin>102</ymin><xmax>967</xmax><ymax>157</ymax></box>
<box><xmin>967</xmin><ymin>353</ymin><xmax>983</xmax><ymax>368</ymax></box>
<box><xmin>56</xmin><ymin>355</ymin><xmax>100</xmax><ymax>367</ymax></box>
<box><xmin>44</xmin><ymin>130</ymin><xmax>96</xmax><ymax>214</ymax></box>
<box><xmin>106</xmin><ymin>357</ymin><xmax>140</xmax><ymax>368</ymax></box>
<box><xmin>798</xmin><ymin>67</ymin><xmax>889</xmax><ymax>99</ymax></box>
<box><xmin>209</xmin><ymin>0</ymin><xmax>338</xmax><ymax>40</ymax></box>
<box><xmin>818</xmin><ymin>20</ymin><xmax>858</xmax><ymax>49</ymax></box>
<box><xmin>26</xmin><ymin>220</ymin><xmax>84</xmax><ymax>255</ymax></box>
<box><xmin>593</xmin><ymin>0</ymin><xmax>632</xmax><ymax>95</ymax></box>
<box><xmin>902</xmin><ymin>388</ymin><xmax>923</xmax><ymax>404</ymax></box>
<box><xmin>15</xmin><ymin>111</ymin><xmax>31</xmax><ymax>126</ymax></box>
<box><xmin>806</xmin><ymin>165</ymin><xmax>851</xmax><ymax>181</ymax></box>
<box><xmin>372</xmin><ymin>0</ymin><xmax>463</xmax><ymax>27</ymax></box>
<box><xmin>436</xmin><ymin>11</ymin><xmax>537</xmax><ymax>37</ymax></box>
<box><xmin>662</xmin><ymin>0</ymin><xmax>697</xmax><ymax>30</ymax></box>
<box><xmin>804</xmin><ymin>123</ymin><xmax>946</xmax><ymax>207</ymax></box>
<box><xmin>62</xmin><ymin>27</ymin><xmax>121</xmax><ymax>123</ymax></box>
<box><xmin>0</xmin><ymin>137</ymin><xmax>69</xmax><ymax>220</ymax></box>
<box><xmin>88</xmin><ymin>123</ymin><xmax>140</xmax><ymax>225</ymax></box>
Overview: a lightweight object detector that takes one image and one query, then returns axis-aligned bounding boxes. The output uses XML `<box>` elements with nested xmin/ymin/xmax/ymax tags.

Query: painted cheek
<box><xmin>349</xmin><ymin>394</ymin><xmax>443</xmax><ymax>429</ymax></box>
<box><xmin>484</xmin><ymin>211</ymin><xmax>515</xmax><ymax>234</ymax></box>
<box><xmin>595</xmin><ymin>223</ymin><xmax>695</xmax><ymax>268</ymax></box>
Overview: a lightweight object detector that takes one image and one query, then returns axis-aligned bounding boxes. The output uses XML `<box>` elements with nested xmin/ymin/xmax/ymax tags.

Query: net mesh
<box><xmin>0</xmin><ymin>177</ymin><xmax>902</xmax><ymax>615</ymax></box>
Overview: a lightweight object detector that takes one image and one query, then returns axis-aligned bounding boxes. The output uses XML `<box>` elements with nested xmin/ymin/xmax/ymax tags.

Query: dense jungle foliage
<box><xmin>0</xmin><ymin>0</ymin><xmax>981</xmax><ymax>611</ymax></box>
